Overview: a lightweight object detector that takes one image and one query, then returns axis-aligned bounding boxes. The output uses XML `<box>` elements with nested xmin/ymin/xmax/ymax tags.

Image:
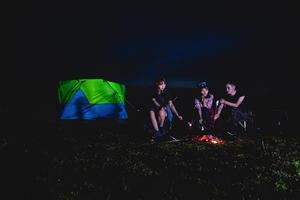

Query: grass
<box><xmin>2</xmin><ymin>123</ymin><xmax>300</xmax><ymax>199</ymax></box>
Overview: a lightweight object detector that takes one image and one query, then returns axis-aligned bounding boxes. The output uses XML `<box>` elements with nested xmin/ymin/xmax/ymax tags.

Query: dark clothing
<box><xmin>149</xmin><ymin>89</ymin><xmax>173</xmax><ymax>140</ymax></box>
<box><xmin>222</xmin><ymin>92</ymin><xmax>246</xmax><ymax>119</ymax></box>
<box><xmin>149</xmin><ymin>90</ymin><xmax>172</xmax><ymax>112</ymax></box>
<box><xmin>215</xmin><ymin>91</ymin><xmax>249</xmax><ymax>136</ymax></box>
<box><xmin>224</xmin><ymin>92</ymin><xmax>246</xmax><ymax>110</ymax></box>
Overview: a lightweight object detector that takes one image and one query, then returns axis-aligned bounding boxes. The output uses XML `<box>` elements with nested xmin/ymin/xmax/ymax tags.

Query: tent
<box><xmin>58</xmin><ymin>79</ymin><xmax>128</xmax><ymax>120</ymax></box>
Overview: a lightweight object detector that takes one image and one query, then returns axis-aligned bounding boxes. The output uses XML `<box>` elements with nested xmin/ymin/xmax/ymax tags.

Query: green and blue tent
<box><xmin>58</xmin><ymin>79</ymin><xmax>128</xmax><ymax>120</ymax></box>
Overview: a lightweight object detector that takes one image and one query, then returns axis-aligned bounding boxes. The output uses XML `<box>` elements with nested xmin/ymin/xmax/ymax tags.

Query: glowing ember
<box><xmin>192</xmin><ymin>134</ymin><xmax>225</xmax><ymax>144</ymax></box>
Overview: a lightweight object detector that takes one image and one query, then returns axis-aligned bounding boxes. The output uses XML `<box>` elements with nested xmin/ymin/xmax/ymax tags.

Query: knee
<box><xmin>158</xmin><ymin>110</ymin><xmax>167</xmax><ymax>118</ymax></box>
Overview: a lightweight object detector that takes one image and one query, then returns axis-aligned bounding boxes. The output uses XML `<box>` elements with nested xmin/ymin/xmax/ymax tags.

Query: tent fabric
<box><xmin>58</xmin><ymin>79</ymin><xmax>128</xmax><ymax>120</ymax></box>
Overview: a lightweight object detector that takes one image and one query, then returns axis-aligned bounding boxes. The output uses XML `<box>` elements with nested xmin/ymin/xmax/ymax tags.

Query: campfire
<box><xmin>192</xmin><ymin>134</ymin><xmax>225</xmax><ymax>145</ymax></box>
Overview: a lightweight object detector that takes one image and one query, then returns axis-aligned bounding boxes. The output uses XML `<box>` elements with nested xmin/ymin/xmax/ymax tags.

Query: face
<box><xmin>158</xmin><ymin>81</ymin><xmax>166</xmax><ymax>91</ymax></box>
<box><xmin>201</xmin><ymin>88</ymin><xmax>209</xmax><ymax>97</ymax></box>
<box><xmin>225</xmin><ymin>83</ymin><xmax>236</xmax><ymax>95</ymax></box>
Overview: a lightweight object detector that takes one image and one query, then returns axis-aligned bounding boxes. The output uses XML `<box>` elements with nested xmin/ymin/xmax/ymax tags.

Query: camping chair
<box><xmin>230</xmin><ymin>109</ymin><xmax>255</xmax><ymax>135</ymax></box>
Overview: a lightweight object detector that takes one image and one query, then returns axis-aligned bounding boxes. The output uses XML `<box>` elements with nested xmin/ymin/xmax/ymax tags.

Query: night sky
<box><xmin>14</xmin><ymin>1</ymin><xmax>298</xmax><ymax>108</ymax></box>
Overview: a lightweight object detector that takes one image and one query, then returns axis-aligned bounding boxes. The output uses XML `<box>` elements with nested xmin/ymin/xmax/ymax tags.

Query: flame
<box><xmin>192</xmin><ymin>134</ymin><xmax>225</xmax><ymax>144</ymax></box>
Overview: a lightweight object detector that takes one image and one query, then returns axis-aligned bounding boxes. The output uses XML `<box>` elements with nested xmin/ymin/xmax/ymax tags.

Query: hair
<box><xmin>200</xmin><ymin>86</ymin><xmax>209</xmax><ymax>90</ymax></box>
<box><xmin>226</xmin><ymin>80</ymin><xmax>236</xmax><ymax>85</ymax></box>
<box><xmin>155</xmin><ymin>76</ymin><xmax>166</xmax><ymax>87</ymax></box>
<box><xmin>226</xmin><ymin>81</ymin><xmax>237</xmax><ymax>88</ymax></box>
<box><xmin>198</xmin><ymin>81</ymin><xmax>209</xmax><ymax>93</ymax></box>
<box><xmin>198</xmin><ymin>81</ymin><xmax>208</xmax><ymax>89</ymax></box>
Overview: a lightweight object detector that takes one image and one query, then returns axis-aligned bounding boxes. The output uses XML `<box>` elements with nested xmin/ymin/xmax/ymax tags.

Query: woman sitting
<box><xmin>214</xmin><ymin>81</ymin><xmax>249</xmax><ymax>135</ymax></box>
<box><xmin>149</xmin><ymin>77</ymin><xmax>183</xmax><ymax>140</ymax></box>
<box><xmin>194</xmin><ymin>82</ymin><xmax>214</xmax><ymax>131</ymax></box>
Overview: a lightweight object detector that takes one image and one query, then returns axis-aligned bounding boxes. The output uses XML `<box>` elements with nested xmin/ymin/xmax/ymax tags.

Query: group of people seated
<box><xmin>148</xmin><ymin>77</ymin><xmax>251</xmax><ymax>141</ymax></box>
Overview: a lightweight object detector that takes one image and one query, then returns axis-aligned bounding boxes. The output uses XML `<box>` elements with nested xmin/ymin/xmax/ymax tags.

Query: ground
<box><xmin>1</xmin><ymin>120</ymin><xmax>299</xmax><ymax>199</ymax></box>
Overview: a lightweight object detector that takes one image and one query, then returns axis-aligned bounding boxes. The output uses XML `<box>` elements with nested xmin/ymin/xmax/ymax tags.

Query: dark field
<box><xmin>1</xmin><ymin>114</ymin><xmax>299</xmax><ymax>199</ymax></box>
<box><xmin>1</xmin><ymin>86</ymin><xmax>299</xmax><ymax>199</ymax></box>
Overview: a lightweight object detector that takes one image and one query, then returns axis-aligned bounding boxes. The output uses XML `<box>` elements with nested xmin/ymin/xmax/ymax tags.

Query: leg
<box><xmin>196</xmin><ymin>104</ymin><xmax>203</xmax><ymax>124</ymax></box>
<box><xmin>213</xmin><ymin>113</ymin><xmax>230</xmax><ymax>139</ymax></box>
<box><xmin>150</xmin><ymin>110</ymin><xmax>159</xmax><ymax>131</ymax></box>
<box><xmin>158</xmin><ymin>107</ymin><xmax>167</xmax><ymax>128</ymax></box>
<box><xmin>232</xmin><ymin>109</ymin><xmax>249</xmax><ymax>133</ymax></box>
<box><xmin>165</xmin><ymin>105</ymin><xmax>173</xmax><ymax>122</ymax></box>
<box><xmin>202</xmin><ymin>108</ymin><xmax>213</xmax><ymax>130</ymax></box>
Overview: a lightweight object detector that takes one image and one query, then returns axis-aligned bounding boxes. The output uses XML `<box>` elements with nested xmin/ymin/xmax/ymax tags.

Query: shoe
<box><xmin>152</xmin><ymin>130</ymin><xmax>163</xmax><ymax>140</ymax></box>
<box><xmin>159</xmin><ymin>127</ymin><xmax>165</xmax><ymax>136</ymax></box>
<box><xmin>150</xmin><ymin>138</ymin><xmax>156</xmax><ymax>144</ymax></box>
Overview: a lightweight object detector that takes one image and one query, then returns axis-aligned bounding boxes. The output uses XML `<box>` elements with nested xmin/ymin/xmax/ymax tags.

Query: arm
<box><xmin>169</xmin><ymin>100</ymin><xmax>183</xmax><ymax>120</ymax></box>
<box><xmin>195</xmin><ymin>98</ymin><xmax>203</xmax><ymax>122</ymax></box>
<box><xmin>152</xmin><ymin>98</ymin><xmax>161</xmax><ymax>108</ymax></box>
<box><xmin>194</xmin><ymin>98</ymin><xmax>202</xmax><ymax>109</ymax></box>
<box><xmin>214</xmin><ymin>103</ymin><xmax>224</xmax><ymax>120</ymax></box>
<box><xmin>221</xmin><ymin>96</ymin><xmax>245</xmax><ymax>108</ymax></box>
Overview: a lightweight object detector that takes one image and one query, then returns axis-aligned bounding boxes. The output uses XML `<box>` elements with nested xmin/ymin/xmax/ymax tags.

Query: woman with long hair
<box><xmin>149</xmin><ymin>77</ymin><xmax>183</xmax><ymax>139</ymax></box>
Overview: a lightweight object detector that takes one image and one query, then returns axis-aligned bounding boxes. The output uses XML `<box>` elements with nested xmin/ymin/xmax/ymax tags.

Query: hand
<box><xmin>199</xmin><ymin>119</ymin><xmax>203</xmax><ymax>124</ymax></box>
<box><xmin>220</xmin><ymin>99</ymin><xmax>225</xmax><ymax>104</ymax></box>
<box><xmin>214</xmin><ymin>113</ymin><xmax>220</xmax><ymax>120</ymax></box>
<box><xmin>177</xmin><ymin>115</ymin><xmax>183</xmax><ymax>120</ymax></box>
